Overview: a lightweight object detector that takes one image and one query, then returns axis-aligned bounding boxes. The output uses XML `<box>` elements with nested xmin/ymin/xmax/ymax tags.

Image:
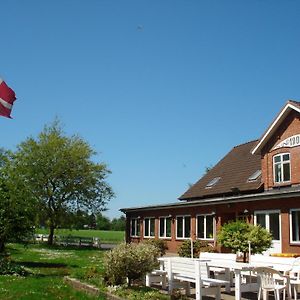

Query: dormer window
<box><xmin>273</xmin><ymin>153</ymin><xmax>291</xmax><ymax>184</ymax></box>
<box><xmin>206</xmin><ymin>177</ymin><xmax>221</xmax><ymax>188</ymax></box>
<box><xmin>248</xmin><ymin>170</ymin><xmax>262</xmax><ymax>182</ymax></box>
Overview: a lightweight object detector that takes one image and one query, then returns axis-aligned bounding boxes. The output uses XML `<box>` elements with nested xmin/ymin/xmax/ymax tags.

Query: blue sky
<box><xmin>1</xmin><ymin>1</ymin><xmax>300</xmax><ymax>219</ymax></box>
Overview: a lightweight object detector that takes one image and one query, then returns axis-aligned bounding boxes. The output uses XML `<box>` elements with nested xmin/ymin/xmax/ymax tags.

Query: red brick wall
<box><xmin>261</xmin><ymin>110</ymin><xmax>300</xmax><ymax>189</ymax></box>
<box><xmin>126</xmin><ymin>196</ymin><xmax>300</xmax><ymax>254</ymax></box>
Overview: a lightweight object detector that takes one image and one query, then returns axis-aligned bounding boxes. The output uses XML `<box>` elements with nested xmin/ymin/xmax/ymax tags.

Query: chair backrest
<box><xmin>169</xmin><ymin>257</ymin><xmax>197</xmax><ymax>279</ymax></box>
<box><xmin>289</xmin><ymin>263</ymin><xmax>300</xmax><ymax>280</ymax></box>
<box><xmin>199</xmin><ymin>261</ymin><xmax>210</xmax><ymax>278</ymax></box>
<box><xmin>253</xmin><ymin>267</ymin><xmax>285</xmax><ymax>289</ymax></box>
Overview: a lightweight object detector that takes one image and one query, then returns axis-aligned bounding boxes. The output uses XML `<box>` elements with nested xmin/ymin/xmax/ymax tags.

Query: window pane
<box><xmin>197</xmin><ymin>216</ymin><xmax>204</xmax><ymax>238</ymax></box>
<box><xmin>275</xmin><ymin>164</ymin><xmax>282</xmax><ymax>183</ymax></box>
<box><xmin>292</xmin><ymin>211</ymin><xmax>300</xmax><ymax>242</ymax></box>
<box><xmin>159</xmin><ymin>218</ymin><xmax>165</xmax><ymax>237</ymax></box>
<box><xmin>166</xmin><ymin>218</ymin><xmax>171</xmax><ymax>237</ymax></box>
<box><xmin>269</xmin><ymin>213</ymin><xmax>280</xmax><ymax>240</ymax></box>
<box><xmin>283</xmin><ymin>154</ymin><xmax>290</xmax><ymax>161</ymax></box>
<box><xmin>131</xmin><ymin>219</ymin><xmax>135</xmax><ymax>236</ymax></box>
<box><xmin>184</xmin><ymin>216</ymin><xmax>191</xmax><ymax>238</ymax></box>
<box><xmin>274</xmin><ymin>156</ymin><xmax>281</xmax><ymax>163</ymax></box>
<box><xmin>206</xmin><ymin>215</ymin><xmax>214</xmax><ymax>239</ymax></box>
<box><xmin>150</xmin><ymin>218</ymin><xmax>155</xmax><ymax>236</ymax></box>
<box><xmin>256</xmin><ymin>214</ymin><xmax>266</xmax><ymax>228</ymax></box>
<box><xmin>145</xmin><ymin>219</ymin><xmax>149</xmax><ymax>236</ymax></box>
<box><xmin>177</xmin><ymin>217</ymin><xmax>183</xmax><ymax>238</ymax></box>
<box><xmin>137</xmin><ymin>220</ymin><xmax>140</xmax><ymax>236</ymax></box>
<box><xmin>283</xmin><ymin>162</ymin><xmax>290</xmax><ymax>181</ymax></box>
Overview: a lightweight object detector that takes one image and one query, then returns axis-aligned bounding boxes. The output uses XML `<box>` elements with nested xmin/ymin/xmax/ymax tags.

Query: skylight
<box><xmin>206</xmin><ymin>177</ymin><xmax>221</xmax><ymax>188</ymax></box>
<box><xmin>248</xmin><ymin>170</ymin><xmax>262</xmax><ymax>182</ymax></box>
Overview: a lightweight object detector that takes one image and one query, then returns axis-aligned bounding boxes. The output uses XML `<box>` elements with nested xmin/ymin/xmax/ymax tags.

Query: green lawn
<box><xmin>0</xmin><ymin>243</ymin><xmax>170</xmax><ymax>300</ymax></box>
<box><xmin>36</xmin><ymin>229</ymin><xmax>125</xmax><ymax>244</ymax></box>
<box><xmin>0</xmin><ymin>243</ymin><xmax>106</xmax><ymax>300</ymax></box>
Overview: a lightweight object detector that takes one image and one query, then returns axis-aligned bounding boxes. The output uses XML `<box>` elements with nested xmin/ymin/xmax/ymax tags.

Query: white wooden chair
<box><xmin>254</xmin><ymin>267</ymin><xmax>289</xmax><ymax>300</ymax></box>
<box><xmin>285</xmin><ymin>257</ymin><xmax>300</xmax><ymax>300</ymax></box>
<box><xmin>168</xmin><ymin>258</ymin><xmax>230</xmax><ymax>300</ymax></box>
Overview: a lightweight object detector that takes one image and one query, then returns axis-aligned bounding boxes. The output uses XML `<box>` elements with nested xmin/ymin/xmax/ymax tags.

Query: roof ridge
<box><xmin>233</xmin><ymin>139</ymin><xmax>259</xmax><ymax>149</ymax></box>
<box><xmin>287</xmin><ymin>99</ymin><xmax>300</xmax><ymax>106</ymax></box>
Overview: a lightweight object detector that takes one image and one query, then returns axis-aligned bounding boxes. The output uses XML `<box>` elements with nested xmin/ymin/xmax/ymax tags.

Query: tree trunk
<box><xmin>0</xmin><ymin>239</ymin><xmax>5</xmax><ymax>253</ymax></box>
<box><xmin>48</xmin><ymin>225</ymin><xmax>55</xmax><ymax>245</ymax></box>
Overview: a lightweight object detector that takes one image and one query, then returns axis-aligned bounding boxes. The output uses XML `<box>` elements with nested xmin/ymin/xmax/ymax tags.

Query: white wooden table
<box><xmin>206</xmin><ymin>260</ymin><xmax>258</xmax><ymax>300</ymax></box>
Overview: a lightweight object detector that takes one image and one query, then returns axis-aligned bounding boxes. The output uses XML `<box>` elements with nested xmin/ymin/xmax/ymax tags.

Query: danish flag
<box><xmin>0</xmin><ymin>79</ymin><xmax>16</xmax><ymax>118</ymax></box>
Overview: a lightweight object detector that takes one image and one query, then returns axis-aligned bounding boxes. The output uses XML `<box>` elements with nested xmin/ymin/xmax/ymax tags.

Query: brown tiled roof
<box><xmin>179</xmin><ymin>140</ymin><xmax>263</xmax><ymax>200</ymax></box>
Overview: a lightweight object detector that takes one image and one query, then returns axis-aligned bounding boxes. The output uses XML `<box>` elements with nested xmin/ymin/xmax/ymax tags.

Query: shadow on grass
<box><xmin>20</xmin><ymin>261</ymin><xmax>70</xmax><ymax>268</ymax></box>
<box><xmin>33</xmin><ymin>243</ymin><xmax>104</xmax><ymax>252</ymax></box>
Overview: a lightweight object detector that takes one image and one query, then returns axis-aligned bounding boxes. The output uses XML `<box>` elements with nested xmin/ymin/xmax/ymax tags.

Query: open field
<box><xmin>36</xmin><ymin>229</ymin><xmax>125</xmax><ymax>244</ymax></box>
<box><xmin>0</xmin><ymin>243</ymin><xmax>106</xmax><ymax>300</ymax></box>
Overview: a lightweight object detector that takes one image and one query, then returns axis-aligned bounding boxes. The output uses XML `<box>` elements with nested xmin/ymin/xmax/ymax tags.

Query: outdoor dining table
<box><xmin>207</xmin><ymin>260</ymin><xmax>294</xmax><ymax>300</ymax></box>
<box><xmin>206</xmin><ymin>260</ymin><xmax>259</xmax><ymax>300</ymax></box>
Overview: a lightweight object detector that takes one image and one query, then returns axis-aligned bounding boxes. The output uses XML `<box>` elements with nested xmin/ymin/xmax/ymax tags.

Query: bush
<box><xmin>217</xmin><ymin>220</ymin><xmax>272</xmax><ymax>262</ymax></box>
<box><xmin>0</xmin><ymin>257</ymin><xmax>29</xmax><ymax>276</ymax></box>
<box><xmin>103</xmin><ymin>243</ymin><xmax>160</xmax><ymax>286</ymax></box>
<box><xmin>177</xmin><ymin>240</ymin><xmax>214</xmax><ymax>257</ymax></box>
<box><xmin>143</xmin><ymin>239</ymin><xmax>168</xmax><ymax>256</ymax></box>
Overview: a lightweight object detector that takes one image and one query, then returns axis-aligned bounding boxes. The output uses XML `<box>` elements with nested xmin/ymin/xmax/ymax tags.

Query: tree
<box><xmin>12</xmin><ymin>121</ymin><xmax>114</xmax><ymax>245</ymax></box>
<box><xmin>217</xmin><ymin>220</ymin><xmax>272</xmax><ymax>262</ymax></box>
<box><xmin>0</xmin><ymin>149</ymin><xmax>36</xmax><ymax>252</ymax></box>
<box><xmin>96</xmin><ymin>213</ymin><xmax>111</xmax><ymax>230</ymax></box>
<box><xmin>110</xmin><ymin>215</ymin><xmax>125</xmax><ymax>231</ymax></box>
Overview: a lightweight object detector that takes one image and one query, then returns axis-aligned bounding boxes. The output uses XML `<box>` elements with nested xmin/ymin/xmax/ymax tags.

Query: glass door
<box><xmin>254</xmin><ymin>210</ymin><xmax>281</xmax><ymax>254</ymax></box>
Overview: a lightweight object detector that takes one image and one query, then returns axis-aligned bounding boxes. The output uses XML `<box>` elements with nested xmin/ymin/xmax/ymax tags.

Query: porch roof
<box><xmin>120</xmin><ymin>185</ymin><xmax>300</xmax><ymax>213</ymax></box>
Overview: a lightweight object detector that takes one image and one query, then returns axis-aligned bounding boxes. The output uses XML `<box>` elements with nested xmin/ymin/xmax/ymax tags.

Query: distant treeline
<box><xmin>38</xmin><ymin>211</ymin><xmax>125</xmax><ymax>231</ymax></box>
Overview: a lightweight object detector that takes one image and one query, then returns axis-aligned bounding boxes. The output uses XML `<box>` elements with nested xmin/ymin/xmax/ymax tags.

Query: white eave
<box><xmin>251</xmin><ymin>101</ymin><xmax>300</xmax><ymax>155</ymax></box>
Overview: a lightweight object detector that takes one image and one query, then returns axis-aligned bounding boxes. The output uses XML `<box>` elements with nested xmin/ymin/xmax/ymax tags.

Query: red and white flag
<box><xmin>0</xmin><ymin>79</ymin><xmax>16</xmax><ymax>118</ymax></box>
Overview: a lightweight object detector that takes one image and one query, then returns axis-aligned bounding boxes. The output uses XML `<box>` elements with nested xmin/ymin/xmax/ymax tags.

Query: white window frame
<box><xmin>159</xmin><ymin>216</ymin><xmax>172</xmax><ymax>239</ymax></box>
<box><xmin>144</xmin><ymin>217</ymin><xmax>155</xmax><ymax>238</ymax></box>
<box><xmin>290</xmin><ymin>208</ymin><xmax>300</xmax><ymax>244</ymax></box>
<box><xmin>176</xmin><ymin>215</ymin><xmax>191</xmax><ymax>239</ymax></box>
<box><xmin>273</xmin><ymin>153</ymin><xmax>291</xmax><ymax>184</ymax></box>
<box><xmin>130</xmin><ymin>218</ymin><xmax>140</xmax><ymax>237</ymax></box>
<box><xmin>196</xmin><ymin>214</ymin><xmax>215</xmax><ymax>240</ymax></box>
<box><xmin>254</xmin><ymin>210</ymin><xmax>281</xmax><ymax>241</ymax></box>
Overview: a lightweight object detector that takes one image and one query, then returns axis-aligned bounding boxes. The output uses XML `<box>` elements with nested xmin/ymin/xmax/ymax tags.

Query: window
<box><xmin>144</xmin><ymin>217</ymin><xmax>155</xmax><ymax>238</ymax></box>
<box><xmin>206</xmin><ymin>177</ymin><xmax>221</xmax><ymax>188</ymax></box>
<box><xmin>273</xmin><ymin>153</ymin><xmax>291</xmax><ymax>183</ymax></box>
<box><xmin>254</xmin><ymin>211</ymin><xmax>280</xmax><ymax>241</ymax></box>
<box><xmin>197</xmin><ymin>214</ymin><xmax>214</xmax><ymax>240</ymax></box>
<box><xmin>248</xmin><ymin>170</ymin><xmax>262</xmax><ymax>182</ymax></box>
<box><xmin>159</xmin><ymin>216</ymin><xmax>172</xmax><ymax>238</ymax></box>
<box><xmin>176</xmin><ymin>215</ymin><xmax>191</xmax><ymax>239</ymax></box>
<box><xmin>290</xmin><ymin>209</ymin><xmax>300</xmax><ymax>243</ymax></box>
<box><xmin>130</xmin><ymin>218</ymin><xmax>140</xmax><ymax>237</ymax></box>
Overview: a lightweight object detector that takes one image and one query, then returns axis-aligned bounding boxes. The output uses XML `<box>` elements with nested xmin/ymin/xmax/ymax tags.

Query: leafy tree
<box><xmin>96</xmin><ymin>213</ymin><xmax>111</xmax><ymax>230</ymax></box>
<box><xmin>0</xmin><ymin>150</ymin><xmax>36</xmax><ymax>252</ymax></box>
<box><xmin>12</xmin><ymin>121</ymin><xmax>114</xmax><ymax>245</ymax></box>
<box><xmin>217</xmin><ymin>220</ymin><xmax>272</xmax><ymax>262</ymax></box>
<box><xmin>110</xmin><ymin>215</ymin><xmax>126</xmax><ymax>231</ymax></box>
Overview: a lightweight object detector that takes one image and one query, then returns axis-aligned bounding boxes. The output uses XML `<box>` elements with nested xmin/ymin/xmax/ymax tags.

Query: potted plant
<box><xmin>217</xmin><ymin>220</ymin><xmax>272</xmax><ymax>262</ymax></box>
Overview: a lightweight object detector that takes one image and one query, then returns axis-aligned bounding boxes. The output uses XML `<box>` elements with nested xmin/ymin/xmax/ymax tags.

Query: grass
<box><xmin>36</xmin><ymin>229</ymin><xmax>125</xmax><ymax>244</ymax></box>
<box><xmin>0</xmin><ymin>243</ymin><xmax>106</xmax><ymax>299</ymax></box>
<box><xmin>0</xmin><ymin>242</ymin><xmax>170</xmax><ymax>300</ymax></box>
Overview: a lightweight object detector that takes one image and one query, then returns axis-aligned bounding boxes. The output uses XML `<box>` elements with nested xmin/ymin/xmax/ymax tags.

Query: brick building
<box><xmin>121</xmin><ymin>101</ymin><xmax>300</xmax><ymax>254</ymax></box>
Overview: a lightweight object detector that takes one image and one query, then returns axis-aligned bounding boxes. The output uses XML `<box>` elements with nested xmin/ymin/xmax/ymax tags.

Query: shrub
<box><xmin>103</xmin><ymin>243</ymin><xmax>160</xmax><ymax>286</ymax></box>
<box><xmin>217</xmin><ymin>220</ymin><xmax>272</xmax><ymax>262</ymax></box>
<box><xmin>143</xmin><ymin>239</ymin><xmax>168</xmax><ymax>256</ymax></box>
<box><xmin>0</xmin><ymin>257</ymin><xmax>29</xmax><ymax>276</ymax></box>
<box><xmin>177</xmin><ymin>240</ymin><xmax>214</xmax><ymax>257</ymax></box>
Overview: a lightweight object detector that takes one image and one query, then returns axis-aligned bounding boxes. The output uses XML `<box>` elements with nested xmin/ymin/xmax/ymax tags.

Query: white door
<box><xmin>254</xmin><ymin>210</ymin><xmax>281</xmax><ymax>254</ymax></box>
